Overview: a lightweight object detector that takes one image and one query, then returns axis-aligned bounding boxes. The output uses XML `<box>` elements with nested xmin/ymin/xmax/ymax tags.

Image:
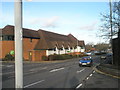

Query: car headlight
<box><xmin>87</xmin><ymin>62</ymin><xmax>90</xmax><ymax>64</ymax></box>
<box><xmin>79</xmin><ymin>62</ymin><xmax>82</xmax><ymax>64</ymax></box>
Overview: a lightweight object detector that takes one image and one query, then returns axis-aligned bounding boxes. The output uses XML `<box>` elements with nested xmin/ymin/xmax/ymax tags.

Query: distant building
<box><xmin>0</xmin><ymin>25</ymin><xmax>85</xmax><ymax>61</ymax></box>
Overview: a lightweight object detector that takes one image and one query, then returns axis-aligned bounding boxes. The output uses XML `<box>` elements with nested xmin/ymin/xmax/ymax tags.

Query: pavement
<box><xmin>78</xmin><ymin>56</ymin><xmax>120</xmax><ymax>88</ymax></box>
<box><xmin>95</xmin><ymin>64</ymin><xmax>120</xmax><ymax>79</ymax></box>
<box><xmin>94</xmin><ymin>55</ymin><xmax>120</xmax><ymax>79</ymax></box>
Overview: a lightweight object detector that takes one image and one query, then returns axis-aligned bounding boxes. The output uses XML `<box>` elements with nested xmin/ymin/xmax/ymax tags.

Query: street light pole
<box><xmin>14</xmin><ymin>0</ymin><xmax>23</xmax><ymax>88</ymax></box>
<box><xmin>109</xmin><ymin>0</ymin><xmax>113</xmax><ymax>64</ymax></box>
<box><xmin>76</xmin><ymin>35</ymin><xmax>79</xmax><ymax>57</ymax></box>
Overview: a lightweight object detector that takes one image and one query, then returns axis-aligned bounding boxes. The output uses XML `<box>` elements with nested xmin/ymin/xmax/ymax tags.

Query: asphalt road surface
<box><xmin>1</xmin><ymin>55</ymin><xmax>119</xmax><ymax>88</ymax></box>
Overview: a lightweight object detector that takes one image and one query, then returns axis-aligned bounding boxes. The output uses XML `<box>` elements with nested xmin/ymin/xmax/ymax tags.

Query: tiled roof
<box><xmin>34</xmin><ymin>29</ymin><xmax>85</xmax><ymax>50</ymax></box>
<box><xmin>1</xmin><ymin>25</ymin><xmax>40</xmax><ymax>39</ymax></box>
<box><xmin>1</xmin><ymin>25</ymin><xmax>85</xmax><ymax>50</ymax></box>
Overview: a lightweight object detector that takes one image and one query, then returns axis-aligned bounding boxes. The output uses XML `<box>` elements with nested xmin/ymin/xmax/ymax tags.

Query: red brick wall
<box><xmin>0</xmin><ymin>41</ymin><xmax>14</xmax><ymax>59</ymax></box>
<box><xmin>0</xmin><ymin>38</ymin><xmax>39</xmax><ymax>60</ymax></box>
<box><xmin>23</xmin><ymin>38</ymin><xmax>39</xmax><ymax>60</ymax></box>
<box><xmin>32</xmin><ymin>50</ymin><xmax>46</xmax><ymax>61</ymax></box>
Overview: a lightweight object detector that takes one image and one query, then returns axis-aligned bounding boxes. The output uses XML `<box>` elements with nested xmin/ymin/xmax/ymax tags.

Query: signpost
<box><xmin>14</xmin><ymin>0</ymin><xmax>23</xmax><ymax>88</ymax></box>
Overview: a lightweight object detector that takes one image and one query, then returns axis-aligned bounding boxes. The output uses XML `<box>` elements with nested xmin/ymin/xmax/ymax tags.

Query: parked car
<box><xmin>79</xmin><ymin>56</ymin><xmax>93</xmax><ymax>67</ymax></box>
<box><xmin>100</xmin><ymin>55</ymin><xmax>106</xmax><ymax>59</ymax></box>
<box><xmin>104</xmin><ymin>53</ymin><xmax>113</xmax><ymax>64</ymax></box>
<box><xmin>85</xmin><ymin>52</ymin><xmax>92</xmax><ymax>55</ymax></box>
<box><xmin>101</xmin><ymin>53</ymin><xmax>113</xmax><ymax>60</ymax></box>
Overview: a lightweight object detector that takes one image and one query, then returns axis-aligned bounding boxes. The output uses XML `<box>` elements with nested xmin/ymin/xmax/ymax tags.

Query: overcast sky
<box><xmin>1</xmin><ymin>1</ymin><xmax>112</xmax><ymax>44</ymax></box>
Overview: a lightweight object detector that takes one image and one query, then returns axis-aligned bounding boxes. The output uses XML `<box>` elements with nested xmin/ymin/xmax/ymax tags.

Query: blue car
<box><xmin>79</xmin><ymin>56</ymin><xmax>93</xmax><ymax>67</ymax></box>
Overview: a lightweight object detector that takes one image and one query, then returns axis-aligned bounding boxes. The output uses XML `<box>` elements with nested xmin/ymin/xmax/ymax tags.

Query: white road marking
<box><xmin>76</xmin><ymin>68</ymin><xmax>85</xmax><ymax>73</ymax></box>
<box><xmin>24</xmin><ymin>80</ymin><xmax>45</xmax><ymax>88</ymax></box>
<box><xmin>86</xmin><ymin>77</ymin><xmax>89</xmax><ymax>80</ymax></box>
<box><xmin>6</xmin><ymin>65</ymin><xmax>14</xmax><ymax>67</ymax></box>
<box><xmin>8</xmin><ymin>75</ymin><xmax>14</xmax><ymax>79</ymax></box>
<box><xmin>90</xmin><ymin>74</ymin><xmax>93</xmax><ymax>77</ymax></box>
<box><xmin>76</xmin><ymin>83</ymin><xmax>82</xmax><ymax>88</ymax></box>
<box><xmin>25</xmin><ymin>67</ymin><xmax>47</xmax><ymax>75</ymax></box>
<box><xmin>2</xmin><ymin>71</ymin><xmax>14</xmax><ymax>75</ymax></box>
<box><xmin>30</xmin><ymin>67</ymin><xmax>47</xmax><ymax>71</ymax></box>
<box><xmin>0</xmin><ymin>65</ymin><xmax>4</xmax><ymax>67</ymax></box>
<box><xmin>50</xmin><ymin>68</ymin><xmax>64</xmax><ymax>72</ymax></box>
<box><xmin>0</xmin><ymin>65</ymin><xmax>14</xmax><ymax>68</ymax></box>
<box><xmin>93</xmin><ymin>71</ymin><xmax>95</xmax><ymax>73</ymax></box>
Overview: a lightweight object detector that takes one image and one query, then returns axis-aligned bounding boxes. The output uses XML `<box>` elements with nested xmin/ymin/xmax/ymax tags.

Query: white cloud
<box><xmin>42</xmin><ymin>16</ymin><xmax>59</xmax><ymax>28</ymax></box>
<box><xmin>24</xmin><ymin>16</ymin><xmax>60</xmax><ymax>28</ymax></box>
<box><xmin>79</xmin><ymin>21</ymin><xmax>98</xmax><ymax>31</ymax></box>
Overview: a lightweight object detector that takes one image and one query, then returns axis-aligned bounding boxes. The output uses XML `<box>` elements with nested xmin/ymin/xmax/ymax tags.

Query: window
<box><xmin>81</xmin><ymin>46</ymin><xmax>84</xmax><ymax>49</ymax></box>
<box><xmin>30</xmin><ymin>38</ymin><xmax>32</xmax><ymax>42</ymax></box>
<box><xmin>2</xmin><ymin>35</ymin><xmax>14</xmax><ymax>41</ymax></box>
<box><xmin>54</xmin><ymin>48</ymin><xmax>56</xmax><ymax>51</ymax></box>
<box><xmin>0</xmin><ymin>36</ymin><xmax>2</xmax><ymax>41</ymax></box>
<box><xmin>59</xmin><ymin>48</ymin><xmax>63</xmax><ymax>50</ymax></box>
<box><xmin>8</xmin><ymin>36</ymin><xmax>14</xmax><ymax>40</ymax></box>
<box><xmin>65</xmin><ymin>48</ymin><xmax>68</xmax><ymax>50</ymax></box>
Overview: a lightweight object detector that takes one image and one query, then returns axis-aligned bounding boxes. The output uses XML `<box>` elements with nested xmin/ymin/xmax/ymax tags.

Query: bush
<box><xmin>79</xmin><ymin>54</ymin><xmax>88</xmax><ymax>57</ymax></box>
<box><xmin>95</xmin><ymin>53</ymin><xmax>102</xmax><ymax>55</ymax></box>
<box><xmin>48</xmin><ymin>54</ymin><xmax>73</xmax><ymax>61</ymax></box>
<box><xmin>42</xmin><ymin>56</ymin><xmax>48</xmax><ymax>61</ymax></box>
<box><xmin>42</xmin><ymin>53</ymin><xmax>88</xmax><ymax>61</ymax></box>
<box><xmin>101</xmin><ymin>52</ymin><xmax>107</xmax><ymax>54</ymax></box>
<box><xmin>3</xmin><ymin>54</ymin><xmax>14</xmax><ymax>61</ymax></box>
<box><xmin>61</xmin><ymin>54</ymin><xmax>72</xmax><ymax>59</ymax></box>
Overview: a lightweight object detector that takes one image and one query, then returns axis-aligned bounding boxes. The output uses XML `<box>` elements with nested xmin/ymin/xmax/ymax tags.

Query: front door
<box><xmin>29</xmin><ymin>51</ymin><xmax>32</xmax><ymax>61</ymax></box>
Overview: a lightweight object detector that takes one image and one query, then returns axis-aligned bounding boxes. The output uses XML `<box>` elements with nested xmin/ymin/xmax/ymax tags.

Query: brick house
<box><xmin>34</xmin><ymin>30</ymin><xmax>85</xmax><ymax>56</ymax></box>
<box><xmin>0</xmin><ymin>25</ymin><xmax>40</xmax><ymax>61</ymax></box>
<box><xmin>0</xmin><ymin>25</ymin><xmax>85</xmax><ymax>61</ymax></box>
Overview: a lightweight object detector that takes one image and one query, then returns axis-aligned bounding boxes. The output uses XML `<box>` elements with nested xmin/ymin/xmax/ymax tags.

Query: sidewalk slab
<box><xmin>96</xmin><ymin>64</ymin><xmax>120</xmax><ymax>78</ymax></box>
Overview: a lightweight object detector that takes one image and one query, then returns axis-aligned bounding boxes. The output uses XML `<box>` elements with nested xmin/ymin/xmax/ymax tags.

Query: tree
<box><xmin>99</xmin><ymin>1</ymin><xmax>120</xmax><ymax>41</ymax></box>
<box><xmin>85</xmin><ymin>42</ymin><xmax>94</xmax><ymax>51</ymax></box>
<box><xmin>94</xmin><ymin>43</ymin><xmax>109</xmax><ymax>52</ymax></box>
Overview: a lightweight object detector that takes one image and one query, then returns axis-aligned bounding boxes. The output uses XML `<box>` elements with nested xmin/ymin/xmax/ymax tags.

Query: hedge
<box><xmin>42</xmin><ymin>53</ymin><xmax>88</xmax><ymax>61</ymax></box>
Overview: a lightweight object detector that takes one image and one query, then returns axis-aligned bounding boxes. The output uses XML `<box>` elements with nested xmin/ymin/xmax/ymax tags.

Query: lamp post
<box><xmin>14</xmin><ymin>0</ymin><xmax>23</xmax><ymax>88</ymax></box>
<box><xmin>109</xmin><ymin>0</ymin><xmax>113</xmax><ymax>64</ymax></box>
<box><xmin>76</xmin><ymin>35</ymin><xmax>79</xmax><ymax>57</ymax></box>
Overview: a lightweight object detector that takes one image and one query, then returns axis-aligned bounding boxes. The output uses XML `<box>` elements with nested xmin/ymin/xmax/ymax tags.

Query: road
<box><xmin>1</xmin><ymin>55</ymin><xmax>119</xmax><ymax>88</ymax></box>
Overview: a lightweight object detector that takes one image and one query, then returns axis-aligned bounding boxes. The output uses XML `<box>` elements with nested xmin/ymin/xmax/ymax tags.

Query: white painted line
<box><xmin>30</xmin><ymin>67</ymin><xmax>47</xmax><ymax>71</ymax></box>
<box><xmin>76</xmin><ymin>83</ymin><xmax>82</xmax><ymax>88</ymax></box>
<box><xmin>90</xmin><ymin>74</ymin><xmax>93</xmax><ymax>77</ymax></box>
<box><xmin>24</xmin><ymin>80</ymin><xmax>45</xmax><ymax>88</ymax></box>
<box><xmin>6</xmin><ymin>65</ymin><xmax>13</xmax><ymax>67</ymax></box>
<box><xmin>42</xmin><ymin>67</ymin><xmax>47</xmax><ymax>69</ymax></box>
<box><xmin>0</xmin><ymin>65</ymin><xmax>4</xmax><ymax>67</ymax></box>
<box><xmin>50</xmin><ymin>68</ymin><xmax>64</xmax><ymax>72</ymax></box>
<box><xmin>77</xmin><ymin>68</ymin><xmax>85</xmax><ymax>73</ymax></box>
<box><xmin>93</xmin><ymin>71</ymin><xmax>95</xmax><ymax>73</ymax></box>
<box><xmin>8</xmin><ymin>75</ymin><xmax>14</xmax><ymax>79</ymax></box>
<box><xmin>2</xmin><ymin>71</ymin><xmax>14</xmax><ymax>75</ymax></box>
<box><xmin>86</xmin><ymin>77</ymin><xmax>89</xmax><ymax>80</ymax></box>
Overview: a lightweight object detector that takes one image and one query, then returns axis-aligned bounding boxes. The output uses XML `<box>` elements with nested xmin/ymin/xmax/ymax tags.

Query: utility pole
<box><xmin>109</xmin><ymin>0</ymin><xmax>113</xmax><ymax>64</ymax></box>
<box><xmin>14</xmin><ymin>0</ymin><xmax>23</xmax><ymax>88</ymax></box>
<box><xmin>76</xmin><ymin>36</ymin><xmax>79</xmax><ymax>57</ymax></box>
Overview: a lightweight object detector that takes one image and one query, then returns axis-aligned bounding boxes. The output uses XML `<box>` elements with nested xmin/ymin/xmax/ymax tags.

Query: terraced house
<box><xmin>0</xmin><ymin>25</ymin><xmax>85</xmax><ymax>61</ymax></box>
